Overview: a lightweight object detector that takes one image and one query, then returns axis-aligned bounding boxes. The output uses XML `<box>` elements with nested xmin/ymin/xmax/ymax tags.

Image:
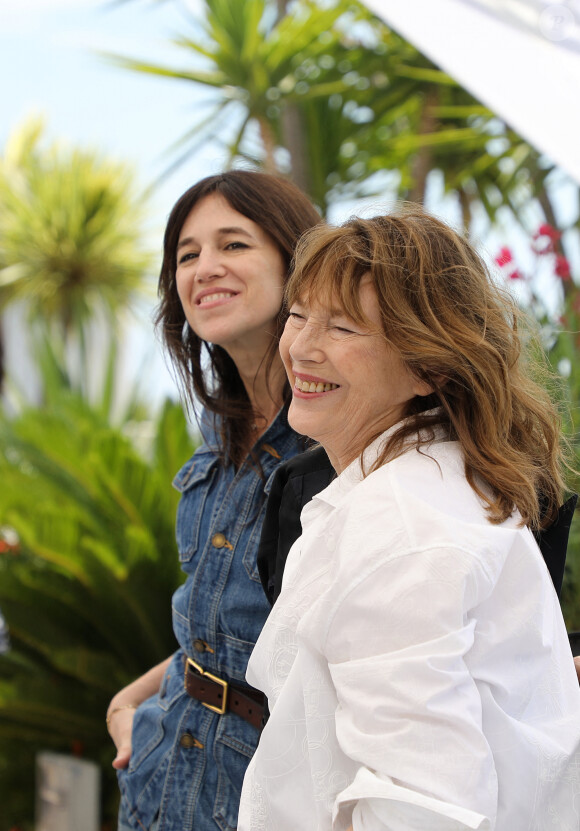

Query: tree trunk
<box><xmin>281</xmin><ymin>106</ymin><xmax>310</xmax><ymax>195</ymax></box>
<box><xmin>274</xmin><ymin>0</ymin><xmax>311</xmax><ymax>195</ymax></box>
<box><xmin>537</xmin><ymin>186</ymin><xmax>574</xmax><ymax>300</ymax></box>
<box><xmin>458</xmin><ymin>187</ymin><xmax>473</xmax><ymax>234</ymax></box>
<box><xmin>408</xmin><ymin>86</ymin><xmax>439</xmax><ymax>204</ymax></box>
<box><xmin>258</xmin><ymin>118</ymin><xmax>279</xmax><ymax>174</ymax></box>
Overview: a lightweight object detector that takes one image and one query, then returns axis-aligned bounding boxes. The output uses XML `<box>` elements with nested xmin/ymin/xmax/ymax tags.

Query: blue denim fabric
<box><xmin>117</xmin><ymin>410</ymin><xmax>302</xmax><ymax>831</ymax></box>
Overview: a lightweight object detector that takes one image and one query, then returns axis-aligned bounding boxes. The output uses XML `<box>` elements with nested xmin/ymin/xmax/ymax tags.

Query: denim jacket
<box><xmin>117</xmin><ymin>409</ymin><xmax>302</xmax><ymax>831</ymax></box>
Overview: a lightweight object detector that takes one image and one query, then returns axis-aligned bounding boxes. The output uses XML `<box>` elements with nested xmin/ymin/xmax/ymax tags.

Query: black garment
<box><xmin>257</xmin><ymin>447</ymin><xmax>577</xmax><ymax>605</ymax></box>
<box><xmin>258</xmin><ymin>446</ymin><xmax>334</xmax><ymax>605</ymax></box>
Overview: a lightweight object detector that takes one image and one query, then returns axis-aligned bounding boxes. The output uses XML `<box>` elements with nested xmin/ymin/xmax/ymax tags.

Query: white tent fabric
<box><xmin>363</xmin><ymin>0</ymin><xmax>580</xmax><ymax>184</ymax></box>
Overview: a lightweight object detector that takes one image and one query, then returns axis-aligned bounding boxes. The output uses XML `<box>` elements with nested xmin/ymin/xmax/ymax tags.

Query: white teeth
<box><xmin>294</xmin><ymin>378</ymin><xmax>338</xmax><ymax>393</ymax></box>
<box><xmin>199</xmin><ymin>292</ymin><xmax>234</xmax><ymax>304</ymax></box>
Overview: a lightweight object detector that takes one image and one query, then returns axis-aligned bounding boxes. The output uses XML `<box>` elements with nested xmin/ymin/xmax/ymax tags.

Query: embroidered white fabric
<box><xmin>238</xmin><ymin>433</ymin><xmax>580</xmax><ymax>831</ymax></box>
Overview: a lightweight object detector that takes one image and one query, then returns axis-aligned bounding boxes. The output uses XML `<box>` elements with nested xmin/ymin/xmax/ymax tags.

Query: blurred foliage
<box><xmin>0</xmin><ymin>118</ymin><xmax>155</xmax><ymax>391</ymax></box>
<box><xmin>0</xmin><ymin>117</ymin><xmax>175</xmax><ymax>828</ymax></box>
<box><xmin>0</xmin><ymin>354</ymin><xmax>194</xmax><ymax>829</ymax></box>
<box><xmin>113</xmin><ymin>0</ymin><xmax>578</xmax><ymax>232</ymax></box>
<box><xmin>492</xmin><ymin>227</ymin><xmax>580</xmax><ymax>629</ymax></box>
<box><xmin>543</xmin><ymin>301</ymin><xmax>580</xmax><ymax>631</ymax></box>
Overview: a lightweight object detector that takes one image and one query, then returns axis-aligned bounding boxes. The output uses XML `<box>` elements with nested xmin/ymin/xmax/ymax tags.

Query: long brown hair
<box><xmin>156</xmin><ymin>170</ymin><xmax>321</xmax><ymax>467</ymax></box>
<box><xmin>286</xmin><ymin>207</ymin><xmax>567</xmax><ymax>530</ymax></box>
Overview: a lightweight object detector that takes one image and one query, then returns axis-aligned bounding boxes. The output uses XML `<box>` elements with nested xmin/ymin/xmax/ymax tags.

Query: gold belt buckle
<box><xmin>186</xmin><ymin>656</ymin><xmax>228</xmax><ymax>715</ymax></box>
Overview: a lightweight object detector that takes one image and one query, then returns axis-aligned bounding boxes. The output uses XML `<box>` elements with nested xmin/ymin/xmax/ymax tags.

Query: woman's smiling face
<box><xmin>279</xmin><ymin>277</ymin><xmax>429</xmax><ymax>472</ymax></box>
<box><xmin>175</xmin><ymin>193</ymin><xmax>286</xmax><ymax>360</ymax></box>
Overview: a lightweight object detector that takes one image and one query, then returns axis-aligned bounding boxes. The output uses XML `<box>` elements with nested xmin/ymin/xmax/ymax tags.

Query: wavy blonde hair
<box><xmin>286</xmin><ymin>207</ymin><xmax>567</xmax><ymax>530</ymax></box>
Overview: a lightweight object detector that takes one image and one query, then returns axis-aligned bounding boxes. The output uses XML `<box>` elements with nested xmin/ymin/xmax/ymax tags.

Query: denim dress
<box><xmin>117</xmin><ymin>410</ymin><xmax>302</xmax><ymax>831</ymax></box>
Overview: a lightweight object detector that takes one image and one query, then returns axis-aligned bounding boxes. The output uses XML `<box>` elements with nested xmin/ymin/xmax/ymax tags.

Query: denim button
<box><xmin>179</xmin><ymin>733</ymin><xmax>203</xmax><ymax>749</ymax></box>
<box><xmin>212</xmin><ymin>532</ymin><xmax>233</xmax><ymax>549</ymax></box>
<box><xmin>193</xmin><ymin>639</ymin><xmax>206</xmax><ymax>653</ymax></box>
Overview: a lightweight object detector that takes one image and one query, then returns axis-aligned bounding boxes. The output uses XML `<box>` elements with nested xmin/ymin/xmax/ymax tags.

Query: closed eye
<box><xmin>225</xmin><ymin>241</ymin><xmax>249</xmax><ymax>251</ymax></box>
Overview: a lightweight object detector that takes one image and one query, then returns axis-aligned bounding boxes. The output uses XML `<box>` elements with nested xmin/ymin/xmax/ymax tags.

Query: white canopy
<box><xmin>363</xmin><ymin>0</ymin><xmax>580</xmax><ymax>184</ymax></box>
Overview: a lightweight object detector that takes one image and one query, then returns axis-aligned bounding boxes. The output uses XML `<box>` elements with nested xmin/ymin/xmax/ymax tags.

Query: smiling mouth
<box><xmin>294</xmin><ymin>377</ymin><xmax>339</xmax><ymax>394</ymax></box>
<box><xmin>197</xmin><ymin>291</ymin><xmax>237</xmax><ymax>306</ymax></box>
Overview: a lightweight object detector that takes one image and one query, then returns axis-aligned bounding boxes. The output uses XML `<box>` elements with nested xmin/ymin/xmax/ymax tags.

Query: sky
<box><xmin>0</xmin><ymin>0</ymin><xmax>219</xmax><ymax>216</ymax></box>
<box><xmin>1</xmin><ymin>0</ymin><xmax>578</xmax><ymax>409</ymax></box>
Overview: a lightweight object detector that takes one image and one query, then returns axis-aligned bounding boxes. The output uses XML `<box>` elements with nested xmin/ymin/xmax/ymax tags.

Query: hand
<box><xmin>575</xmin><ymin>656</ymin><xmax>580</xmax><ymax>684</ymax></box>
<box><xmin>108</xmin><ymin>706</ymin><xmax>137</xmax><ymax>770</ymax></box>
<box><xmin>106</xmin><ymin>655</ymin><xmax>172</xmax><ymax>770</ymax></box>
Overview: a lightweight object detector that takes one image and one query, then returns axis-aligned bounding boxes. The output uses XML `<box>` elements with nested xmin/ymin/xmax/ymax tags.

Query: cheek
<box><xmin>278</xmin><ymin>324</ymin><xmax>294</xmax><ymax>369</ymax></box>
<box><xmin>266</xmin><ymin>277</ymin><xmax>285</xmax><ymax>312</ymax></box>
<box><xmin>259</xmin><ymin>252</ymin><xmax>285</xmax><ymax>298</ymax></box>
<box><xmin>175</xmin><ymin>271</ymin><xmax>190</xmax><ymax>307</ymax></box>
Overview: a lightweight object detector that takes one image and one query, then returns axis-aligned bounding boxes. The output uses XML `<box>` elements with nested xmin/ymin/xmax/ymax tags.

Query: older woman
<box><xmin>238</xmin><ymin>210</ymin><xmax>580</xmax><ymax>831</ymax></box>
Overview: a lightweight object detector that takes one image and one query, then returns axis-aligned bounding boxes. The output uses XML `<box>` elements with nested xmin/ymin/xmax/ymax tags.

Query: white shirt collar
<box><xmin>312</xmin><ymin>408</ymin><xmax>447</xmax><ymax>509</ymax></box>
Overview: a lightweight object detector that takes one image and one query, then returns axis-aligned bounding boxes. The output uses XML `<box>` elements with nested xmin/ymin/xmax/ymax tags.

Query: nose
<box><xmin>286</xmin><ymin>319</ymin><xmax>325</xmax><ymax>364</ymax></box>
<box><xmin>195</xmin><ymin>247</ymin><xmax>227</xmax><ymax>283</ymax></box>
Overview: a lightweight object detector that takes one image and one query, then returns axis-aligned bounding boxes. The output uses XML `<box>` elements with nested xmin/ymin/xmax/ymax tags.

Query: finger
<box><xmin>112</xmin><ymin>745</ymin><xmax>132</xmax><ymax>770</ymax></box>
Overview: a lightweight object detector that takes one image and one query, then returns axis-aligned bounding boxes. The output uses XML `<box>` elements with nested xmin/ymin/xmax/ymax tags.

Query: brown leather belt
<box><xmin>184</xmin><ymin>657</ymin><xmax>265</xmax><ymax>730</ymax></box>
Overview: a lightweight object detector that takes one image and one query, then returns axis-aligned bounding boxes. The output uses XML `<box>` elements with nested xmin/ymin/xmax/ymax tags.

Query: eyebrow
<box><xmin>292</xmin><ymin>300</ymin><xmax>354</xmax><ymax>319</ymax></box>
<box><xmin>177</xmin><ymin>226</ymin><xmax>254</xmax><ymax>250</ymax></box>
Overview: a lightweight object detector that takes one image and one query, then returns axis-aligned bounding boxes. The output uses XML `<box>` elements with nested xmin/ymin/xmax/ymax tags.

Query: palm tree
<box><xmin>110</xmin><ymin>0</ymin><xmax>577</xmax><ymax>236</ymax></box>
<box><xmin>108</xmin><ymin>0</ymin><xmax>367</xmax><ymax>200</ymax></box>
<box><xmin>0</xmin><ymin>118</ymin><xmax>154</xmax><ymax>396</ymax></box>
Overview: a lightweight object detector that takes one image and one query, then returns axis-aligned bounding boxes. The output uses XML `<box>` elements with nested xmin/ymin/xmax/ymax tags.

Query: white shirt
<box><xmin>239</xmin><ymin>433</ymin><xmax>580</xmax><ymax>831</ymax></box>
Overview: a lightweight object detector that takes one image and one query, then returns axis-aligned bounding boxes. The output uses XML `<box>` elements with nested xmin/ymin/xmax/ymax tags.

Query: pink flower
<box><xmin>554</xmin><ymin>255</ymin><xmax>571</xmax><ymax>280</ymax></box>
<box><xmin>535</xmin><ymin>223</ymin><xmax>561</xmax><ymax>241</ymax></box>
<box><xmin>533</xmin><ymin>223</ymin><xmax>562</xmax><ymax>255</ymax></box>
<box><xmin>508</xmin><ymin>268</ymin><xmax>524</xmax><ymax>280</ymax></box>
<box><xmin>495</xmin><ymin>247</ymin><xmax>513</xmax><ymax>267</ymax></box>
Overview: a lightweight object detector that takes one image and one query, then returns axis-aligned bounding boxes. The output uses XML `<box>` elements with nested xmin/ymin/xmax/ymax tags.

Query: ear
<box><xmin>410</xmin><ymin>369</ymin><xmax>447</xmax><ymax>398</ymax></box>
<box><xmin>412</xmin><ymin>377</ymin><xmax>436</xmax><ymax>398</ymax></box>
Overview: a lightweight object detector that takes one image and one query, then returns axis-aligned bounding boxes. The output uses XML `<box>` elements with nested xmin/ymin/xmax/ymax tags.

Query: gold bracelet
<box><xmin>106</xmin><ymin>703</ymin><xmax>137</xmax><ymax>727</ymax></box>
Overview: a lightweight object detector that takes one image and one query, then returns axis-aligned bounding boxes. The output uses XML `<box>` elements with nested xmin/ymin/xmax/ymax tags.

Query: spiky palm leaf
<box><xmin>0</xmin><ymin>388</ymin><xmax>194</xmax><ymax>828</ymax></box>
<box><xmin>0</xmin><ymin>118</ymin><xmax>154</xmax><ymax>342</ymax></box>
<box><xmin>112</xmin><ymin>0</ymin><xmax>577</xmax><ymax>235</ymax></box>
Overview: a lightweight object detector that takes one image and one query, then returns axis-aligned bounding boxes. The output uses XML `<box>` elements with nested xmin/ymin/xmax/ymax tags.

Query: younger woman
<box><xmin>107</xmin><ymin>170</ymin><xmax>321</xmax><ymax>831</ymax></box>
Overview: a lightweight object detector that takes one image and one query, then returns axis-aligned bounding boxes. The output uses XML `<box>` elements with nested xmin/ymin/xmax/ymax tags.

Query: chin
<box><xmin>288</xmin><ymin>413</ymin><xmax>325</xmax><ymax>446</ymax></box>
<box><xmin>288</xmin><ymin>407</ymin><xmax>312</xmax><ymax>436</ymax></box>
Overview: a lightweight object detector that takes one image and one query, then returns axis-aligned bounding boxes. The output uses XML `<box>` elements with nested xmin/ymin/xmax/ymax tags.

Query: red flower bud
<box><xmin>555</xmin><ymin>255</ymin><xmax>571</xmax><ymax>280</ymax></box>
<box><xmin>532</xmin><ymin>224</ymin><xmax>562</xmax><ymax>255</ymax></box>
<box><xmin>535</xmin><ymin>223</ymin><xmax>561</xmax><ymax>241</ymax></box>
<box><xmin>495</xmin><ymin>247</ymin><xmax>513</xmax><ymax>267</ymax></box>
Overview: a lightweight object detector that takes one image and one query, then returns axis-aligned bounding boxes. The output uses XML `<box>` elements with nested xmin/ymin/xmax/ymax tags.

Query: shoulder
<box><xmin>350</xmin><ymin>441</ymin><xmax>486</xmax><ymax>526</ymax></box>
<box><xmin>319</xmin><ymin>442</ymin><xmax>527</xmax><ymax>579</ymax></box>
